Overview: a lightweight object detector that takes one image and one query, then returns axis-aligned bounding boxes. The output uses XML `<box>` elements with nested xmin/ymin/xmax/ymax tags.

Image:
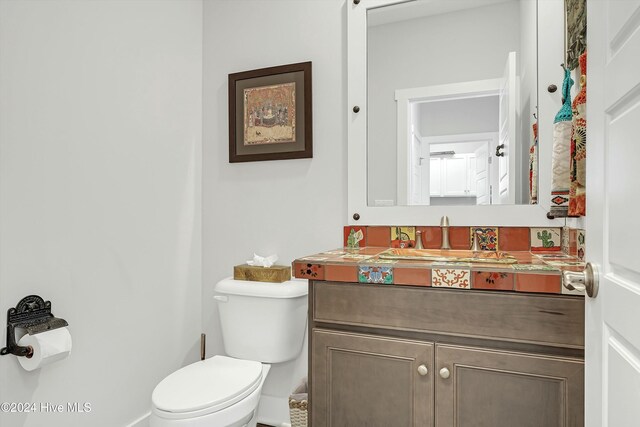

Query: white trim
<box><xmin>347</xmin><ymin>0</ymin><xmax>564</xmax><ymax>226</ymax></box>
<box><xmin>421</xmin><ymin>132</ymin><xmax>498</xmax><ymax>146</ymax></box>
<box><xmin>126</xmin><ymin>412</ymin><xmax>150</xmax><ymax>427</ymax></box>
<box><xmin>395</xmin><ymin>79</ymin><xmax>500</xmax><ymax>206</ymax></box>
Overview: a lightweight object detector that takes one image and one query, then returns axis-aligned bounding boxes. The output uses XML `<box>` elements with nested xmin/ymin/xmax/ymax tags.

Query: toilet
<box><xmin>150</xmin><ymin>277</ymin><xmax>308</xmax><ymax>427</ymax></box>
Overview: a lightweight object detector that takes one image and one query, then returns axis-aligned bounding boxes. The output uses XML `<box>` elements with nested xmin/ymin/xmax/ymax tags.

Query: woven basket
<box><xmin>289</xmin><ymin>396</ymin><xmax>308</xmax><ymax>427</ymax></box>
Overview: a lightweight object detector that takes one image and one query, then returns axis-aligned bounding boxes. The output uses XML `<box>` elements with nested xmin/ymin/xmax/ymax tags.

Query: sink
<box><xmin>378</xmin><ymin>248</ymin><xmax>518</xmax><ymax>264</ymax></box>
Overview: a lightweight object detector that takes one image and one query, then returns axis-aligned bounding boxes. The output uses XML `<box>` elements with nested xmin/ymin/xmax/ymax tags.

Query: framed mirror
<box><xmin>348</xmin><ymin>0</ymin><xmax>566</xmax><ymax>226</ymax></box>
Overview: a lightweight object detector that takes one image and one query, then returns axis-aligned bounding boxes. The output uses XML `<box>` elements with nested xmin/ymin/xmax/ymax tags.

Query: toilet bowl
<box><xmin>150</xmin><ymin>277</ymin><xmax>308</xmax><ymax>427</ymax></box>
<box><xmin>150</xmin><ymin>356</ymin><xmax>271</xmax><ymax>427</ymax></box>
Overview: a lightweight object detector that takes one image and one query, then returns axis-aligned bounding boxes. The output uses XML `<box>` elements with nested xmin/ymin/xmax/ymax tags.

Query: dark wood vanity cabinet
<box><xmin>309</xmin><ymin>281</ymin><xmax>585</xmax><ymax>427</ymax></box>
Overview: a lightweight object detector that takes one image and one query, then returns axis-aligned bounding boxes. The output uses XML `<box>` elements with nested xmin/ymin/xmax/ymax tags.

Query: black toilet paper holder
<box><xmin>0</xmin><ymin>295</ymin><xmax>68</xmax><ymax>358</ymax></box>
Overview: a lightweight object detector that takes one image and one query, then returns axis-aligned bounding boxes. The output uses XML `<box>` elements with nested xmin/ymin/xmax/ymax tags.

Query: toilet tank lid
<box><xmin>214</xmin><ymin>277</ymin><xmax>308</xmax><ymax>298</ymax></box>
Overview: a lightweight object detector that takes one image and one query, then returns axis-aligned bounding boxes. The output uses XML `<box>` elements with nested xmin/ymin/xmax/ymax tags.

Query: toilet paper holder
<box><xmin>0</xmin><ymin>295</ymin><xmax>68</xmax><ymax>358</ymax></box>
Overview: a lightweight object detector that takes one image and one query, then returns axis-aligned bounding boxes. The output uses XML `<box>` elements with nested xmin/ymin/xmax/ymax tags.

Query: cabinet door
<box><xmin>312</xmin><ymin>329</ymin><xmax>434</xmax><ymax>427</ymax></box>
<box><xmin>443</xmin><ymin>156</ymin><xmax>468</xmax><ymax>196</ymax></box>
<box><xmin>435</xmin><ymin>344</ymin><xmax>584</xmax><ymax>427</ymax></box>
<box><xmin>429</xmin><ymin>157</ymin><xmax>441</xmax><ymax>196</ymax></box>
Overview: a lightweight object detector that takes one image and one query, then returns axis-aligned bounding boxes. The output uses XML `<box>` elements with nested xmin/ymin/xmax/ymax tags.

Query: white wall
<box><xmin>0</xmin><ymin>1</ymin><xmax>202</xmax><ymax>426</ymax></box>
<box><xmin>367</xmin><ymin>1</ymin><xmax>521</xmax><ymax>204</ymax></box>
<box><xmin>202</xmin><ymin>0</ymin><xmax>346</xmax><ymax>422</ymax></box>
<box><xmin>419</xmin><ymin>96</ymin><xmax>499</xmax><ymax>137</ymax></box>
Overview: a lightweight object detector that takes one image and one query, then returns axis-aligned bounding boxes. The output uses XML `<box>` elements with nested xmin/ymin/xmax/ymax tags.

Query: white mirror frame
<box><xmin>347</xmin><ymin>0</ymin><xmax>565</xmax><ymax>226</ymax></box>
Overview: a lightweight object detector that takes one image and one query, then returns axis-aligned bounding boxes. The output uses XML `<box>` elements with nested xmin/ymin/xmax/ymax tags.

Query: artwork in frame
<box><xmin>228</xmin><ymin>61</ymin><xmax>312</xmax><ymax>162</ymax></box>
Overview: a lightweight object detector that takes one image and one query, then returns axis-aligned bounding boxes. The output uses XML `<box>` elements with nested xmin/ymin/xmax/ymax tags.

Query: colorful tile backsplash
<box><xmin>290</xmin><ymin>225</ymin><xmax>588</xmax><ymax>296</ymax></box>
<box><xmin>343</xmin><ymin>225</ymin><xmax>583</xmax><ymax>255</ymax></box>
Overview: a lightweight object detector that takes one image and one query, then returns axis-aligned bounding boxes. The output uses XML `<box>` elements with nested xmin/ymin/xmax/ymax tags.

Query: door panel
<box><xmin>312</xmin><ymin>329</ymin><xmax>433</xmax><ymax>427</ymax></box>
<box><xmin>498</xmin><ymin>51</ymin><xmax>516</xmax><ymax>204</ymax></box>
<box><xmin>586</xmin><ymin>0</ymin><xmax>640</xmax><ymax>425</ymax></box>
<box><xmin>474</xmin><ymin>143</ymin><xmax>489</xmax><ymax>204</ymax></box>
<box><xmin>436</xmin><ymin>344</ymin><xmax>584</xmax><ymax>427</ymax></box>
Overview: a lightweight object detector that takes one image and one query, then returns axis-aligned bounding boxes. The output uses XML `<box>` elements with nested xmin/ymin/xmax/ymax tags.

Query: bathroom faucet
<box><xmin>440</xmin><ymin>216</ymin><xmax>451</xmax><ymax>250</ymax></box>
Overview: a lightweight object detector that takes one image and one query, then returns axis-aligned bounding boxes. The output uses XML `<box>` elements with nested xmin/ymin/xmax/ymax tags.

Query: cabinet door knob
<box><xmin>439</xmin><ymin>367</ymin><xmax>450</xmax><ymax>379</ymax></box>
<box><xmin>417</xmin><ymin>364</ymin><xmax>428</xmax><ymax>376</ymax></box>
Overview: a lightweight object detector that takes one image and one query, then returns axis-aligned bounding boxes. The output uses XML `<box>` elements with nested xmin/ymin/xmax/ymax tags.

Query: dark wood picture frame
<box><xmin>228</xmin><ymin>61</ymin><xmax>312</xmax><ymax>163</ymax></box>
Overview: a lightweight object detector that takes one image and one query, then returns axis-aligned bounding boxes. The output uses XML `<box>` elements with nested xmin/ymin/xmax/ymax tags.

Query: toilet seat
<box><xmin>152</xmin><ymin>355</ymin><xmax>263</xmax><ymax>420</ymax></box>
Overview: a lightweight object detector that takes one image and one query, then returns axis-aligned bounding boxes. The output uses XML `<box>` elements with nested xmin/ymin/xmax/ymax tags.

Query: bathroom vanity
<box><xmin>294</xmin><ymin>237</ymin><xmax>586</xmax><ymax>427</ymax></box>
<box><xmin>307</xmin><ymin>281</ymin><xmax>583</xmax><ymax>426</ymax></box>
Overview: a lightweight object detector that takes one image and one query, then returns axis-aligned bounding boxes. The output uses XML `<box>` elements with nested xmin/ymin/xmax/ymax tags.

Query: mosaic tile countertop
<box><xmin>293</xmin><ymin>247</ymin><xmax>586</xmax><ymax>296</ymax></box>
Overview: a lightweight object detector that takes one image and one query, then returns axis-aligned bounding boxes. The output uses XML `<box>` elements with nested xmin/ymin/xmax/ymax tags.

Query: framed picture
<box><xmin>228</xmin><ymin>61</ymin><xmax>312</xmax><ymax>163</ymax></box>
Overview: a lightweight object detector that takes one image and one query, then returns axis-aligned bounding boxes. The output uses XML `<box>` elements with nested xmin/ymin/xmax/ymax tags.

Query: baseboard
<box><xmin>126</xmin><ymin>411</ymin><xmax>150</xmax><ymax>427</ymax></box>
<box><xmin>257</xmin><ymin>394</ymin><xmax>290</xmax><ymax>427</ymax></box>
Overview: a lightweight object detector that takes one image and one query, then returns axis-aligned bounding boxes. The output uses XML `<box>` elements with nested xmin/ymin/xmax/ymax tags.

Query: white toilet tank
<box><xmin>214</xmin><ymin>277</ymin><xmax>308</xmax><ymax>363</ymax></box>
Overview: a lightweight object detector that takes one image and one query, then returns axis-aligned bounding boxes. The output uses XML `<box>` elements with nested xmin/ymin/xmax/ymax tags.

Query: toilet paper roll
<box><xmin>17</xmin><ymin>327</ymin><xmax>72</xmax><ymax>371</ymax></box>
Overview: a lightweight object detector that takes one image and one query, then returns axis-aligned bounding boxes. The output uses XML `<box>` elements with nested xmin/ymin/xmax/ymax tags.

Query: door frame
<box><xmin>396</xmin><ymin>79</ymin><xmax>501</xmax><ymax>206</ymax></box>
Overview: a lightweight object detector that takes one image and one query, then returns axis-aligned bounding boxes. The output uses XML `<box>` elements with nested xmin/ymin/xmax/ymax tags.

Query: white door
<box><xmin>474</xmin><ymin>143</ymin><xmax>490</xmax><ymax>205</ymax></box>
<box><xmin>498</xmin><ymin>51</ymin><xmax>517</xmax><ymax>204</ymax></box>
<box><xmin>409</xmin><ymin>129</ymin><xmax>423</xmax><ymax>205</ymax></box>
<box><xmin>586</xmin><ymin>1</ymin><xmax>640</xmax><ymax>425</ymax></box>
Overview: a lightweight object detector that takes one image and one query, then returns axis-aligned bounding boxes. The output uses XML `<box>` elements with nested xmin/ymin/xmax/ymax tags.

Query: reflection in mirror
<box><xmin>367</xmin><ymin>0</ymin><xmax>538</xmax><ymax>207</ymax></box>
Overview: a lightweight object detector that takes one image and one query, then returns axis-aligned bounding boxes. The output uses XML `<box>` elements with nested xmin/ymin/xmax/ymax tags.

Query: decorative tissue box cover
<box><xmin>233</xmin><ymin>265</ymin><xmax>291</xmax><ymax>283</ymax></box>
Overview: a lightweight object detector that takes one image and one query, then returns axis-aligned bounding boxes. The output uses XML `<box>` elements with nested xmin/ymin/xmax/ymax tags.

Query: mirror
<box><xmin>348</xmin><ymin>0</ymin><xmax>565</xmax><ymax>226</ymax></box>
<box><xmin>367</xmin><ymin>0</ymin><xmax>537</xmax><ymax>207</ymax></box>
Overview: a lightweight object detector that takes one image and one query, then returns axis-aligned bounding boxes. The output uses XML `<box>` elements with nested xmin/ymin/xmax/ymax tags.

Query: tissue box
<box><xmin>233</xmin><ymin>265</ymin><xmax>291</xmax><ymax>283</ymax></box>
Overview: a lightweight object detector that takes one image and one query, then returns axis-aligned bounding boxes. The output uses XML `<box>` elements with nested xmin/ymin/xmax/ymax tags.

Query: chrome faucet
<box><xmin>471</xmin><ymin>229</ymin><xmax>481</xmax><ymax>251</ymax></box>
<box><xmin>440</xmin><ymin>216</ymin><xmax>451</xmax><ymax>250</ymax></box>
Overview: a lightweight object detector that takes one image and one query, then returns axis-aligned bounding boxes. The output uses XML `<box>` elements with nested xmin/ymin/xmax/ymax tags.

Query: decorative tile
<box><xmin>325</xmin><ymin>264</ymin><xmax>358</xmax><ymax>282</ymax></box>
<box><xmin>535</xmin><ymin>253</ymin><xmax>575</xmax><ymax>260</ymax></box>
<box><xmin>359</xmin><ymin>247</ymin><xmax>390</xmax><ymax>255</ymax></box>
<box><xmin>421</xmin><ymin>226</ymin><xmax>442</xmax><ymax>249</ymax></box>
<box><xmin>293</xmin><ymin>262</ymin><xmax>325</xmax><ymax>280</ymax></box>
<box><xmin>512</xmin><ymin>264</ymin><xmax>559</xmax><ymax>272</ymax></box>
<box><xmin>544</xmin><ymin>261</ymin><xmax>586</xmax><ymax>267</ymax></box>
<box><xmin>530</xmin><ymin>227</ymin><xmax>562</xmax><ymax>252</ymax></box>
<box><xmin>391</xmin><ymin>226</ymin><xmax>416</xmax><ymax>248</ymax></box>
<box><xmin>561</xmin><ymin>226</ymin><xmax>570</xmax><ymax>254</ymax></box>
<box><xmin>367</xmin><ymin>226</ymin><xmax>391</xmax><ymax>247</ymax></box>
<box><xmin>299</xmin><ymin>256</ymin><xmax>331</xmax><ymax>261</ymax></box>
<box><xmin>449</xmin><ymin>227</ymin><xmax>471</xmax><ymax>250</ymax></box>
<box><xmin>471</xmin><ymin>263</ymin><xmax>514</xmax><ymax>271</ymax></box>
<box><xmin>510</xmin><ymin>252</ymin><xmax>539</xmax><ymax>263</ymax></box>
<box><xmin>431</xmin><ymin>262</ymin><xmax>472</xmax><ymax>268</ymax></box>
<box><xmin>359</xmin><ymin>257</ymin><xmax>396</xmax><ymax>264</ymax></box>
<box><xmin>344</xmin><ymin>226</ymin><xmax>366</xmax><ymax>248</ymax></box>
<box><xmin>338</xmin><ymin>254</ymin><xmax>375</xmax><ymax>261</ymax></box>
<box><xmin>358</xmin><ymin>265</ymin><xmax>393</xmax><ymax>284</ymax></box>
<box><xmin>567</xmin><ymin>228</ymin><xmax>577</xmax><ymax>256</ymax></box>
<box><xmin>394</xmin><ymin>267</ymin><xmax>431</xmax><ymax>287</ymax></box>
<box><xmin>432</xmin><ymin>268</ymin><xmax>470</xmax><ymax>289</ymax></box>
<box><xmin>470</xmin><ymin>227</ymin><xmax>498</xmax><ymax>251</ymax></box>
<box><xmin>472</xmin><ymin>271</ymin><xmax>514</xmax><ymax>291</ymax></box>
<box><xmin>515</xmin><ymin>273</ymin><xmax>562</xmax><ymax>294</ymax></box>
<box><xmin>577</xmin><ymin>229</ymin><xmax>586</xmax><ymax>261</ymax></box>
<box><xmin>498</xmin><ymin>227</ymin><xmax>530</xmax><ymax>251</ymax></box>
